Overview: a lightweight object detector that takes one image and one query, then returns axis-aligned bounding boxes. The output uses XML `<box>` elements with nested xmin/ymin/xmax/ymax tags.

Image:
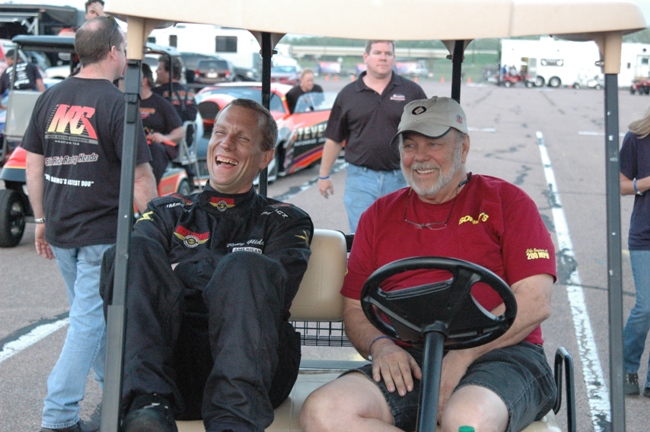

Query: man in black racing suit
<box><xmin>101</xmin><ymin>98</ymin><xmax>314</xmax><ymax>432</ymax></box>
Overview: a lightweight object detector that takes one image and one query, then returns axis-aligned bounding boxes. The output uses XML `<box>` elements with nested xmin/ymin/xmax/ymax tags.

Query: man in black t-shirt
<box><xmin>316</xmin><ymin>40</ymin><xmax>426</xmax><ymax>233</ymax></box>
<box><xmin>141</xmin><ymin>63</ymin><xmax>184</xmax><ymax>184</ymax></box>
<box><xmin>154</xmin><ymin>56</ymin><xmax>197</xmax><ymax>124</ymax></box>
<box><xmin>285</xmin><ymin>69</ymin><xmax>323</xmax><ymax>114</ymax></box>
<box><xmin>0</xmin><ymin>49</ymin><xmax>45</xmax><ymax>105</ymax></box>
<box><xmin>23</xmin><ymin>17</ymin><xmax>157</xmax><ymax>432</ymax></box>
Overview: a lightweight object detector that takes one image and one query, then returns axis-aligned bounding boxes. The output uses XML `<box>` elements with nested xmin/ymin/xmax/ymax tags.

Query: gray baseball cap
<box><xmin>390</xmin><ymin>96</ymin><xmax>468</xmax><ymax>147</ymax></box>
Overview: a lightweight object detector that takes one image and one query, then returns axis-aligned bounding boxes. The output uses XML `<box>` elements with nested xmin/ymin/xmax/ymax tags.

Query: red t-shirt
<box><xmin>341</xmin><ymin>174</ymin><xmax>556</xmax><ymax>345</ymax></box>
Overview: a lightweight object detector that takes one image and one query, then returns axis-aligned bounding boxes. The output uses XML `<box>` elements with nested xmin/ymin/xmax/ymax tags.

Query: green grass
<box><xmin>298</xmin><ymin>52</ymin><xmax>499</xmax><ymax>83</ymax></box>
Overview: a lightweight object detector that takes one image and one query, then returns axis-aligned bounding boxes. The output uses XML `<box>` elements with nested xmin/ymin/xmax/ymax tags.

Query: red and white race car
<box><xmin>195</xmin><ymin>82</ymin><xmax>339</xmax><ymax>181</ymax></box>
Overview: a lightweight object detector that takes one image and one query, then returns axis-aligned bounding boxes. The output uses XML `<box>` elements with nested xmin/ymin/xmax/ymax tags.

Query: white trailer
<box><xmin>500</xmin><ymin>37</ymin><xmax>601</xmax><ymax>88</ymax></box>
<box><xmin>620</xmin><ymin>43</ymin><xmax>650</xmax><ymax>89</ymax></box>
<box><xmin>501</xmin><ymin>37</ymin><xmax>650</xmax><ymax>89</ymax></box>
<box><xmin>148</xmin><ymin>24</ymin><xmax>263</xmax><ymax>80</ymax></box>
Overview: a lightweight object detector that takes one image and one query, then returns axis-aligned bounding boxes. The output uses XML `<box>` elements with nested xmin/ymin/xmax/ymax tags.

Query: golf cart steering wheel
<box><xmin>361</xmin><ymin>256</ymin><xmax>517</xmax><ymax>350</ymax></box>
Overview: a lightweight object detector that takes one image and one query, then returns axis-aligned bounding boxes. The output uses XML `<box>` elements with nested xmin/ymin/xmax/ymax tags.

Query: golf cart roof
<box><xmin>106</xmin><ymin>0</ymin><xmax>646</xmax><ymax>40</ymax></box>
<box><xmin>10</xmin><ymin>35</ymin><xmax>180</xmax><ymax>57</ymax></box>
<box><xmin>11</xmin><ymin>35</ymin><xmax>76</xmax><ymax>54</ymax></box>
<box><xmin>98</xmin><ymin>2</ymin><xmax>648</xmax><ymax>431</ymax></box>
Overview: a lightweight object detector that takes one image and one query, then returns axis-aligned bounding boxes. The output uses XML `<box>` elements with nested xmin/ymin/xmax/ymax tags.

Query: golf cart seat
<box><xmin>3</xmin><ymin>90</ymin><xmax>42</xmax><ymax>145</ymax></box>
<box><xmin>177</xmin><ymin>230</ymin><xmax>573</xmax><ymax>432</ymax></box>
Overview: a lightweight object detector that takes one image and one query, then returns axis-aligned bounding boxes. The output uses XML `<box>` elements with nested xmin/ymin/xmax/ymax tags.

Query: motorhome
<box><xmin>500</xmin><ymin>37</ymin><xmax>601</xmax><ymax>88</ymax></box>
<box><xmin>501</xmin><ymin>37</ymin><xmax>650</xmax><ymax>89</ymax></box>
<box><xmin>620</xmin><ymin>42</ymin><xmax>650</xmax><ymax>91</ymax></box>
<box><xmin>148</xmin><ymin>24</ymin><xmax>262</xmax><ymax>80</ymax></box>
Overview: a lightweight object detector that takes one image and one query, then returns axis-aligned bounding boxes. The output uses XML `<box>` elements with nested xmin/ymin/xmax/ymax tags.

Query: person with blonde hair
<box><xmin>285</xmin><ymin>68</ymin><xmax>323</xmax><ymax>114</ymax></box>
<box><xmin>620</xmin><ymin>107</ymin><xmax>650</xmax><ymax>398</ymax></box>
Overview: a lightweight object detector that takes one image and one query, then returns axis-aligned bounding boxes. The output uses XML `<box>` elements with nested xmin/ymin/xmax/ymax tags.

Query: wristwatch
<box><xmin>34</xmin><ymin>217</ymin><xmax>46</xmax><ymax>224</ymax></box>
<box><xmin>634</xmin><ymin>179</ymin><xmax>644</xmax><ymax>196</ymax></box>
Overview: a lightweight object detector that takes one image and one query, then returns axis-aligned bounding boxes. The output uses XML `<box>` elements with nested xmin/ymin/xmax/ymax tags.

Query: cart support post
<box><xmin>100</xmin><ymin>60</ymin><xmax>142</xmax><ymax>432</ymax></box>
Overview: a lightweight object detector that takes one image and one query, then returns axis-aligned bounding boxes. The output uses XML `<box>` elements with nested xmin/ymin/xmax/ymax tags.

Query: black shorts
<box><xmin>345</xmin><ymin>342</ymin><xmax>556</xmax><ymax>431</ymax></box>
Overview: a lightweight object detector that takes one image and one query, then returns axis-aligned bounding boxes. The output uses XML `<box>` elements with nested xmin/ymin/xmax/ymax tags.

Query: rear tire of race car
<box><xmin>177</xmin><ymin>179</ymin><xmax>191</xmax><ymax>196</ymax></box>
<box><xmin>0</xmin><ymin>189</ymin><xmax>26</xmax><ymax>248</ymax></box>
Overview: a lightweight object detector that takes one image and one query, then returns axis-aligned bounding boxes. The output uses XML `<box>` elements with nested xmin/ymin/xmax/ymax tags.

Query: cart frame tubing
<box><xmin>100</xmin><ymin>61</ymin><xmax>142</xmax><ymax>432</ymax></box>
<box><xmin>604</xmin><ymin>72</ymin><xmax>625</xmax><ymax>432</ymax></box>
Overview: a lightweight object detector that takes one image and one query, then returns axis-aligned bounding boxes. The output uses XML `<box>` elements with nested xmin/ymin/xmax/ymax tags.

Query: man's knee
<box><xmin>441</xmin><ymin>385</ymin><xmax>508</xmax><ymax>432</ymax></box>
<box><xmin>300</xmin><ymin>384</ymin><xmax>342</xmax><ymax>432</ymax></box>
<box><xmin>301</xmin><ymin>373</ymin><xmax>392</xmax><ymax>431</ymax></box>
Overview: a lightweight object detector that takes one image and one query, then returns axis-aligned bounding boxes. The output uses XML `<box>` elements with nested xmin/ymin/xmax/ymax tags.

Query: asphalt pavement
<box><xmin>2</xmin><ymin>77</ymin><xmax>650</xmax><ymax>431</ymax></box>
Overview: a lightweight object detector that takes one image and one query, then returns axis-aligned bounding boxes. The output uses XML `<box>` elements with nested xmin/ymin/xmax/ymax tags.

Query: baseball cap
<box><xmin>5</xmin><ymin>49</ymin><xmax>15</xmax><ymax>58</ymax></box>
<box><xmin>390</xmin><ymin>96</ymin><xmax>468</xmax><ymax>147</ymax></box>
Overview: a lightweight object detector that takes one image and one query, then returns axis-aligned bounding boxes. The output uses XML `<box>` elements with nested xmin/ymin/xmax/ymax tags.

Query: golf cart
<box><xmin>0</xmin><ymin>35</ymin><xmax>202</xmax><ymax>248</ymax></box>
<box><xmin>100</xmin><ymin>0</ymin><xmax>646</xmax><ymax>431</ymax></box>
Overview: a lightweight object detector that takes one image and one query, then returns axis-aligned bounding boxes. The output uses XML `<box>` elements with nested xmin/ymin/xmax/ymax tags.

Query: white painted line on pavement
<box><xmin>578</xmin><ymin>131</ymin><xmax>626</xmax><ymax>137</ymax></box>
<box><xmin>0</xmin><ymin>318</ymin><xmax>69</xmax><ymax>364</ymax></box>
<box><xmin>536</xmin><ymin>131</ymin><xmax>610</xmax><ymax>431</ymax></box>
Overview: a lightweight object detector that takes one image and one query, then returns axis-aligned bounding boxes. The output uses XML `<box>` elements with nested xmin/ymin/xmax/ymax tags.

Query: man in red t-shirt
<box><xmin>301</xmin><ymin>97</ymin><xmax>557</xmax><ymax>432</ymax></box>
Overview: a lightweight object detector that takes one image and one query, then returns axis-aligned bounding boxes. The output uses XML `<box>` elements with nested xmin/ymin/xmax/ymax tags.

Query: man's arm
<box><xmin>620</xmin><ymin>172</ymin><xmax>649</xmax><ymax>196</ymax></box>
<box><xmin>0</xmin><ymin>73</ymin><xmax>8</xmax><ymax>105</ymax></box>
<box><xmin>343</xmin><ymin>296</ymin><xmax>422</xmax><ymax>396</ymax></box>
<box><xmin>149</xmin><ymin>125</ymin><xmax>184</xmax><ymax>144</ymax></box>
<box><xmin>261</xmin><ymin>205</ymin><xmax>314</xmax><ymax>310</ymax></box>
<box><xmin>27</xmin><ymin>63</ymin><xmax>45</xmax><ymax>92</ymax></box>
<box><xmin>35</xmin><ymin>77</ymin><xmax>45</xmax><ymax>92</ymax></box>
<box><xmin>133</xmin><ymin>162</ymin><xmax>158</xmax><ymax>213</ymax></box>
<box><xmin>25</xmin><ymin>151</ymin><xmax>53</xmax><ymax>259</ymax></box>
<box><xmin>437</xmin><ymin>273</ymin><xmax>553</xmax><ymax>409</ymax></box>
<box><xmin>317</xmin><ymin>138</ymin><xmax>343</xmax><ymax>198</ymax></box>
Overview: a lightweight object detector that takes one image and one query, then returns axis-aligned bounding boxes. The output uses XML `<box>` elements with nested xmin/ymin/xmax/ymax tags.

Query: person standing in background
<box><xmin>285</xmin><ymin>68</ymin><xmax>323</xmax><ymax>114</ymax></box>
<box><xmin>317</xmin><ymin>40</ymin><xmax>426</xmax><ymax>232</ymax></box>
<box><xmin>84</xmin><ymin>0</ymin><xmax>105</xmax><ymax>21</ymax></box>
<box><xmin>23</xmin><ymin>16</ymin><xmax>157</xmax><ymax>432</ymax></box>
<box><xmin>620</xmin><ymin>108</ymin><xmax>650</xmax><ymax>398</ymax></box>
<box><xmin>140</xmin><ymin>63</ymin><xmax>184</xmax><ymax>184</ymax></box>
<box><xmin>0</xmin><ymin>49</ymin><xmax>45</xmax><ymax>103</ymax></box>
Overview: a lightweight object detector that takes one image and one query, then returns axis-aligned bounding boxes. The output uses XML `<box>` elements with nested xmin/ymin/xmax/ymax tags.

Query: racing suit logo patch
<box><xmin>174</xmin><ymin>226</ymin><xmax>209</xmax><ymax>248</ymax></box>
<box><xmin>210</xmin><ymin>197</ymin><xmax>235</xmax><ymax>212</ymax></box>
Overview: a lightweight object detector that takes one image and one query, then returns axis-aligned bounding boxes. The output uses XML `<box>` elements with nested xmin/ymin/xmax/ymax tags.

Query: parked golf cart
<box><xmin>102</xmin><ymin>1</ymin><xmax>645</xmax><ymax>432</ymax></box>
<box><xmin>630</xmin><ymin>77</ymin><xmax>650</xmax><ymax>95</ymax></box>
<box><xmin>0</xmin><ymin>35</ymin><xmax>202</xmax><ymax>247</ymax></box>
<box><xmin>501</xmin><ymin>72</ymin><xmax>535</xmax><ymax>88</ymax></box>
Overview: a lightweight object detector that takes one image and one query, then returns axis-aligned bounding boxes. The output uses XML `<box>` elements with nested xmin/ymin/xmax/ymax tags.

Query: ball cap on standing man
<box><xmin>390</xmin><ymin>96</ymin><xmax>468</xmax><ymax>147</ymax></box>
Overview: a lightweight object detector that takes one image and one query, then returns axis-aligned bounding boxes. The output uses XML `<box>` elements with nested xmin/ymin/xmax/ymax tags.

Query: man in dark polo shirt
<box><xmin>317</xmin><ymin>40</ymin><xmax>426</xmax><ymax>232</ymax></box>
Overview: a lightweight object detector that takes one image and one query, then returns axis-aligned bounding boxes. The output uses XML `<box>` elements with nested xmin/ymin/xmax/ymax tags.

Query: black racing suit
<box><xmin>101</xmin><ymin>184</ymin><xmax>313</xmax><ymax>432</ymax></box>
